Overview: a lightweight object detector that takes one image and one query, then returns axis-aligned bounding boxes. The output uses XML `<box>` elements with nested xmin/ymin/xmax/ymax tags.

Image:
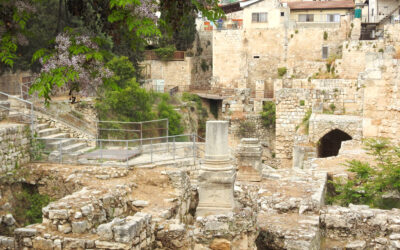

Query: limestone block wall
<box><xmin>142</xmin><ymin>57</ymin><xmax>193</xmax><ymax>92</ymax></box>
<box><xmin>336</xmin><ymin>40</ymin><xmax>383</xmax><ymax>79</ymax></box>
<box><xmin>361</xmin><ymin>51</ymin><xmax>400</xmax><ymax>142</ymax></box>
<box><xmin>275</xmin><ymin>89</ymin><xmax>312</xmax><ymax>160</ymax></box>
<box><xmin>321</xmin><ymin>205</ymin><xmax>400</xmax><ymax>248</ymax></box>
<box><xmin>190</xmin><ymin>31</ymin><xmax>213</xmax><ymax>89</ymax></box>
<box><xmin>0</xmin><ymin>124</ymin><xmax>30</xmax><ymax>174</ymax></box>
<box><xmin>308</xmin><ymin>114</ymin><xmax>363</xmax><ymax>144</ymax></box>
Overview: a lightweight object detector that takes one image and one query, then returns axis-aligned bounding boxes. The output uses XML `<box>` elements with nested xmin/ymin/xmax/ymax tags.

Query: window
<box><xmin>298</xmin><ymin>14</ymin><xmax>314</xmax><ymax>22</ymax></box>
<box><xmin>252</xmin><ymin>12</ymin><xmax>268</xmax><ymax>23</ymax></box>
<box><xmin>254</xmin><ymin>56</ymin><xmax>260</xmax><ymax>59</ymax></box>
<box><xmin>322</xmin><ymin>46</ymin><xmax>329</xmax><ymax>59</ymax></box>
<box><xmin>281</xmin><ymin>12</ymin><xmax>285</xmax><ymax>17</ymax></box>
<box><xmin>327</xmin><ymin>14</ymin><xmax>340</xmax><ymax>22</ymax></box>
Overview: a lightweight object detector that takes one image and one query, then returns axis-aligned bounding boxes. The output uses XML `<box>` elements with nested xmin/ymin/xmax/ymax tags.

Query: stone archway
<box><xmin>317</xmin><ymin>129</ymin><xmax>352</xmax><ymax>158</ymax></box>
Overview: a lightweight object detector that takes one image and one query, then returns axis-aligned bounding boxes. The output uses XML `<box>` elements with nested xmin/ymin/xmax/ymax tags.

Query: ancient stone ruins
<box><xmin>2</xmin><ymin>0</ymin><xmax>400</xmax><ymax>249</ymax></box>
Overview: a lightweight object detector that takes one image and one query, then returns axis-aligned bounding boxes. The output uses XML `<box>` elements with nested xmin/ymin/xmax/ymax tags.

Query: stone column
<box><xmin>236</xmin><ymin>138</ymin><xmax>262</xmax><ymax>182</ymax></box>
<box><xmin>196</xmin><ymin>121</ymin><xmax>236</xmax><ymax>216</ymax></box>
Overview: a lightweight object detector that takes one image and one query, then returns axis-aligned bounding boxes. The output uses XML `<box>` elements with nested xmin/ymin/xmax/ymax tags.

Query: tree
<box><xmin>1</xmin><ymin>0</ymin><xmax>223</xmax><ymax>103</ymax></box>
<box><xmin>329</xmin><ymin>139</ymin><xmax>400</xmax><ymax>209</ymax></box>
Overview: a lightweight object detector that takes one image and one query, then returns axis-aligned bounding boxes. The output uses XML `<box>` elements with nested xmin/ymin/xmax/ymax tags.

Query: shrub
<box><xmin>261</xmin><ymin>101</ymin><xmax>276</xmax><ymax>128</ymax></box>
<box><xmin>297</xmin><ymin>109</ymin><xmax>312</xmax><ymax>134</ymax></box>
<box><xmin>277</xmin><ymin>67</ymin><xmax>287</xmax><ymax>77</ymax></box>
<box><xmin>379</xmin><ymin>48</ymin><xmax>384</xmax><ymax>53</ymax></box>
<box><xmin>154</xmin><ymin>45</ymin><xmax>176</xmax><ymax>61</ymax></box>
<box><xmin>157</xmin><ymin>95</ymin><xmax>184</xmax><ymax>136</ymax></box>
<box><xmin>200</xmin><ymin>59</ymin><xmax>209</xmax><ymax>72</ymax></box>
<box><xmin>323</xmin><ymin>31</ymin><xmax>328</xmax><ymax>40</ymax></box>
<box><xmin>299</xmin><ymin>100</ymin><xmax>305</xmax><ymax>106</ymax></box>
<box><xmin>238</xmin><ymin>120</ymin><xmax>256</xmax><ymax>137</ymax></box>
<box><xmin>328</xmin><ymin>139</ymin><xmax>400</xmax><ymax>209</ymax></box>
<box><xmin>14</xmin><ymin>186</ymin><xmax>51</xmax><ymax>225</ymax></box>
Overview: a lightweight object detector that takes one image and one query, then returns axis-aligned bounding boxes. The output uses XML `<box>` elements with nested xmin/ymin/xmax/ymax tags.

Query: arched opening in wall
<box><xmin>317</xmin><ymin>129</ymin><xmax>352</xmax><ymax>158</ymax></box>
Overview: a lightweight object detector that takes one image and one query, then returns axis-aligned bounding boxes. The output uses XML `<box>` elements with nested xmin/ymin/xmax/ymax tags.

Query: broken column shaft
<box><xmin>196</xmin><ymin>121</ymin><xmax>236</xmax><ymax>216</ymax></box>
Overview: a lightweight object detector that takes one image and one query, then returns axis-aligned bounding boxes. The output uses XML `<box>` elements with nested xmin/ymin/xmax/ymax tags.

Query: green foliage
<box><xmin>323</xmin><ymin>31</ymin><xmax>328</xmax><ymax>40</ymax></box>
<box><xmin>260</xmin><ymin>101</ymin><xmax>276</xmax><ymax>128</ymax></box>
<box><xmin>277</xmin><ymin>67</ymin><xmax>287</xmax><ymax>77</ymax></box>
<box><xmin>298</xmin><ymin>109</ymin><xmax>312</xmax><ymax>134</ymax></box>
<box><xmin>157</xmin><ymin>95</ymin><xmax>184</xmax><ymax>136</ymax></box>
<box><xmin>154</xmin><ymin>45</ymin><xmax>176</xmax><ymax>61</ymax></box>
<box><xmin>299</xmin><ymin>100</ymin><xmax>305</xmax><ymax>106</ymax></box>
<box><xmin>30</xmin><ymin>133</ymin><xmax>46</xmax><ymax>161</ymax></box>
<box><xmin>200</xmin><ymin>59</ymin><xmax>209</xmax><ymax>72</ymax></box>
<box><xmin>182</xmin><ymin>92</ymin><xmax>208</xmax><ymax>135</ymax></box>
<box><xmin>328</xmin><ymin>139</ymin><xmax>400</xmax><ymax>209</ymax></box>
<box><xmin>238</xmin><ymin>120</ymin><xmax>256</xmax><ymax>138</ymax></box>
<box><xmin>97</xmin><ymin>56</ymin><xmax>184</xmax><ymax>138</ymax></box>
<box><xmin>379</xmin><ymin>48</ymin><xmax>384</xmax><ymax>53</ymax></box>
<box><xmin>14</xmin><ymin>185</ymin><xmax>51</xmax><ymax>225</ymax></box>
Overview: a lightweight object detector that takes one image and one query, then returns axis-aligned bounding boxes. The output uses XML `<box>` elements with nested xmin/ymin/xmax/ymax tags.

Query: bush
<box><xmin>299</xmin><ymin>100</ymin><xmax>305</xmax><ymax>106</ymax></box>
<box><xmin>96</xmin><ymin>56</ymin><xmax>184</xmax><ymax>138</ymax></box>
<box><xmin>157</xmin><ymin>94</ymin><xmax>184</xmax><ymax>136</ymax></box>
<box><xmin>328</xmin><ymin>139</ymin><xmax>400</xmax><ymax>209</ymax></box>
<box><xmin>154</xmin><ymin>45</ymin><xmax>176</xmax><ymax>61</ymax></box>
<box><xmin>323</xmin><ymin>31</ymin><xmax>328</xmax><ymax>40</ymax></box>
<box><xmin>14</xmin><ymin>186</ymin><xmax>51</xmax><ymax>225</ymax></box>
<box><xmin>260</xmin><ymin>101</ymin><xmax>276</xmax><ymax>128</ymax></box>
<box><xmin>238</xmin><ymin>120</ymin><xmax>256</xmax><ymax>137</ymax></box>
<box><xmin>277</xmin><ymin>67</ymin><xmax>287</xmax><ymax>77</ymax></box>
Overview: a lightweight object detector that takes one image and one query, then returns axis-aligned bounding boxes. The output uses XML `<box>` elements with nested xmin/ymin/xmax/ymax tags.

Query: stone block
<box><xmin>113</xmin><ymin>220</ymin><xmax>139</xmax><ymax>243</ymax></box>
<box><xmin>71</xmin><ymin>220</ymin><xmax>88</xmax><ymax>234</ymax></box>
<box><xmin>48</xmin><ymin>209</ymin><xmax>69</xmax><ymax>220</ymax></box>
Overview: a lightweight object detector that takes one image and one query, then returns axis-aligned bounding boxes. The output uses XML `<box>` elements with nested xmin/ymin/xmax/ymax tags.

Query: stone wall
<box><xmin>361</xmin><ymin>50</ymin><xmax>400</xmax><ymax>142</ymax></box>
<box><xmin>142</xmin><ymin>57</ymin><xmax>193</xmax><ymax>92</ymax></box>
<box><xmin>321</xmin><ymin>204</ymin><xmax>400</xmax><ymax>248</ymax></box>
<box><xmin>0</xmin><ymin>124</ymin><xmax>30</xmax><ymax>174</ymax></box>
<box><xmin>212</xmin><ymin>21</ymin><xmax>351</xmax><ymax>90</ymax></box>
<box><xmin>308</xmin><ymin>114</ymin><xmax>363</xmax><ymax>144</ymax></box>
<box><xmin>190</xmin><ymin>31</ymin><xmax>213</xmax><ymax>89</ymax></box>
<box><xmin>275</xmin><ymin>88</ymin><xmax>312</xmax><ymax>160</ymax></box>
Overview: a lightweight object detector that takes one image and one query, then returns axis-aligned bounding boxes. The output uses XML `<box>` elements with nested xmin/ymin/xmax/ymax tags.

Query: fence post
<box><xmin>126</xmin><ymin>140</ymin><xmax>129</xmax><ymax>167</ymax></box>
<box><xmin>100</xmin><ymin>140</ymin><xmax>103</xmax><ymax>165</ymax></box>
<box><xmin>173</xmin><ymin>137</ymin><xmax>176</xmax><ymax>161</ymax></box>
<box><xmin>140</xmin><ymin>123</ymin><xmax>143</xmax><ymax>148</ymax></box>
<box><xmin>192</xmin><ymin>134</ymin><xmax>196</xmax><ymax>165</ymax></box>
<box><xmin>150</xmin><ymin>138</ymin><xmax>153</xmax><ymax>163</ymax></box>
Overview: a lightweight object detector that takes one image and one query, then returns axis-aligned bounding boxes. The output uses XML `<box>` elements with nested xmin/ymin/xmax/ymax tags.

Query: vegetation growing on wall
<box><xmin>328</xmin><ymin>139</ymin><xmax>400</xmax><ymax>209</ymax></box>
<box><xmin>154</xmin><ymin>45</ymin><xmax>176</xmax><ymax>61</ymax></box>
<box><xmin>277</xmin><ymin>67</ymin><xmax>287</xmax><ymax>77</ymax></box>
<box><xmin>13</xmin><ymin>184</ymin><xmax>51</xmax><ymax>225</ymax></box>
<box><xmin>238</xmin><ymin>120</ymin><xmax>256</xmax><ymax>138</ymax></box>
<box><xmin>260</xmin><ymin>101</ymin><xmax>276</xmax><ymax>128</ymax></box>
<box><xmin>182</xmin><ymin>92</ymin><xmax>208</xmax><ymax>136</ymax></box>
<box><xmin>96</xmin><ymin>56</ymin><xmax>183</xmax><ymax>138</ymax></box>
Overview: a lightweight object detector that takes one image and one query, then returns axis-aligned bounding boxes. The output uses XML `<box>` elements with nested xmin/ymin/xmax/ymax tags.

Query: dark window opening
<box><xmin>281</xmin><ymin>12</ymin><xmax>285</xmax><ymax>17</ymax></box>
<box><xmin>254</xmin><ymin>55</ymin><xmax>260</xmax><ymax>58</ymax></box>
<box><xmin>317</xmin><ymin>129</ymin><xmax>352</xmax><ymax>158</ymax></box>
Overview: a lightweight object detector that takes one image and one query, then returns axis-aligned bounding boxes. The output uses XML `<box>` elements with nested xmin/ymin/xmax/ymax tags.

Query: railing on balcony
<box><xmin>144</xmin><ymin>51</ymin><xmax>185</xmax><ymax>61</ymax></box>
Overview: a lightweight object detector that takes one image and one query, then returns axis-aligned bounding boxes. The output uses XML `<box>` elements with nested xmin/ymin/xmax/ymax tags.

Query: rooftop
<box><xmin>288</xmin><ymin>0</ymin><xmax>355</xmax><ymax>10</ymax></box>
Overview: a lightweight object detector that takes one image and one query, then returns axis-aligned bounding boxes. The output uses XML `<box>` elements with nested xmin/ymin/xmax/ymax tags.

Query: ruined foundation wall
<box><xmin>321</xmin><ymin>204</ymin><xmax>400</xmax><ymax>248</ymax></box>
<box><xmin>0</xmin><ymin>124</ymin><xmax>30</xmax><ymax>174</ymax></box>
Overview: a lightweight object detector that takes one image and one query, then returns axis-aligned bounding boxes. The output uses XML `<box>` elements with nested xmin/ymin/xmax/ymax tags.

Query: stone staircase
<box><xmin>35</xmin><ymin>120</ymin><xmax>95</xmax><ymax>163</ymax></box>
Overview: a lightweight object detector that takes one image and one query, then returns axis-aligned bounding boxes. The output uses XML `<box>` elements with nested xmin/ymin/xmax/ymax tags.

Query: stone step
<box><xmin>43</xmin><ymin>133</ymin><xmax>69</xmax><ymax>140</ymax></box>
<box><xmin>36</xmin><ymin>123</ymin><xmax>49</xmax><ymax>131</ymax></box>
<box><xmin>38</xmin><ymin>127</ymin><xmax>60</xmax><ymax>137</ymax></box>
<box><xmin>47</xmin><ymin>138</ymin><xmax>75</xmax><ymax>150</ymax></box>
<box><xmin>61</xmin><ymin>142</ymin><xmax>87</xmax><ymax>154</ymax></box>
<box><xmin>64</xmin><ymin>146</ymin><xmax>96</xmax><ymax>163</ymax></box>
